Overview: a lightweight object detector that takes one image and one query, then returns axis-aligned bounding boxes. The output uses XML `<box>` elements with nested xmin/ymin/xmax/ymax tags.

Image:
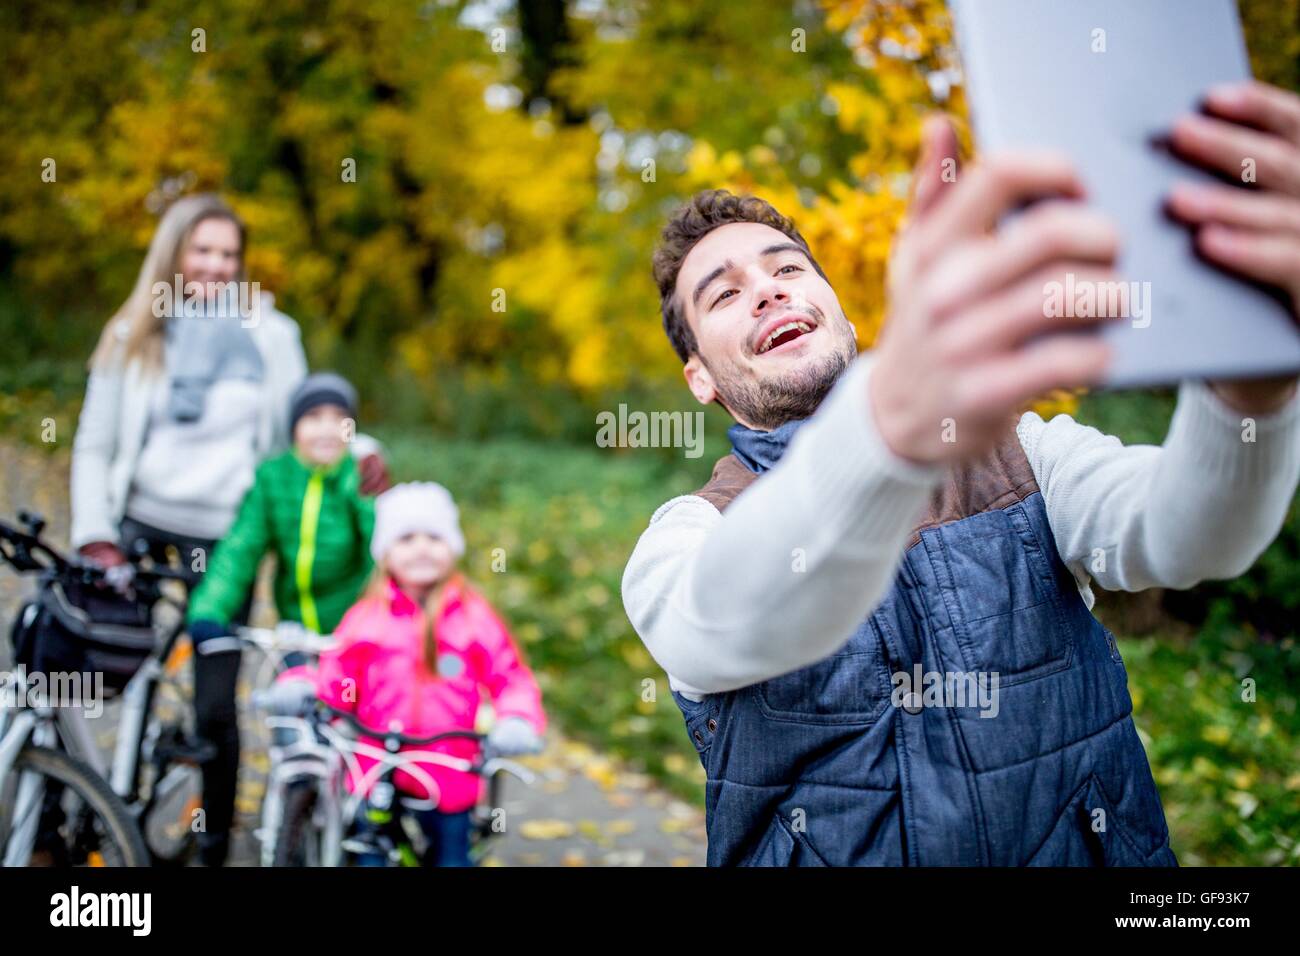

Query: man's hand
<box><xmin>1167</xmin><ymin>80</ymin><xmax>1300</xmax><ymax>414</ymax></box>
<box><xmin>871</xmin><ymin>116</ymin><xmax>1122</xmax><ymax>466</ymax></box>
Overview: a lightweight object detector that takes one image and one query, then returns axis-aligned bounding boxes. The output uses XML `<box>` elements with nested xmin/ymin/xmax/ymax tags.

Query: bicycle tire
<box><xmin>1</xmin><ymin>745</ymin><xmax>150</xmax><ymax>867</ymax></box>
<box><xmin>272</xmin><ymin>782</ymin><xmax>322</xmax><ymax>867</ymax></box>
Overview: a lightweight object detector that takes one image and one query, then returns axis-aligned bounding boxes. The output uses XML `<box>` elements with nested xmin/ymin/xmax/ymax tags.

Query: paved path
<box><xmin>0</xmin><ymin>440</ymin><xmax>706</xmax><ymax>866</ymax></box>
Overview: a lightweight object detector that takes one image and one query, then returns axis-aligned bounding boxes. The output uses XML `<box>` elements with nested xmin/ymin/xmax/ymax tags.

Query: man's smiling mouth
<box><xmin>756</xmin><ymin>317</ymin><xmax>816</xmax><ymax>355</ymax></box>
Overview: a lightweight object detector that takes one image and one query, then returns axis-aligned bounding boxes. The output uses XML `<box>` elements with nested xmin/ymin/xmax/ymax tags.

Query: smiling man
<box><xmin>621</xmin><ymin>81</ymin><xmax>1300</xmax><ymax>866</ymax></box>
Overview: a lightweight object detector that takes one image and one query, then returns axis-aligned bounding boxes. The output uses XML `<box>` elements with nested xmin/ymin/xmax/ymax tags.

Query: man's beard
<box><xmin>705</xmin><ymin>317</ymin><xmax>858</xmax><ymax>431</ymax></box>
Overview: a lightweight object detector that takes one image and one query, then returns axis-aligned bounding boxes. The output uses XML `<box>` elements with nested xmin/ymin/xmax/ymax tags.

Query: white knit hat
<box><xmin>370</xmin><ymin>482</ymin><xmax>465</xmax><ymax>562</ymax></box>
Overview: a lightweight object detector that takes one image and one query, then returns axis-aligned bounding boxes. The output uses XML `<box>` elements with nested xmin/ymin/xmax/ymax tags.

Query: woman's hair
<box><xmin>89</xmin><ymin>193</ymin><xmax>247</xmax><ymax>372</ymax></box>
<box><xmin>365</xmin><ymin>561</ymin><xmax>467</xmax><ymax>675</ymax></box>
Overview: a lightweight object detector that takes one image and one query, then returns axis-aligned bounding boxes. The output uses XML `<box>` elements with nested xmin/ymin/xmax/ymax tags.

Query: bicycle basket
<box><xmin>12</xmin><ymin>577</ymin><xmax>158</xmax><ymax>696</ymax></box>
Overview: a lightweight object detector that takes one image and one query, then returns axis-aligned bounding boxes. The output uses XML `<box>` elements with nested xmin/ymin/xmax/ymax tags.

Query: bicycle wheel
<box><xmin>0</xmin><ymin>745</ymin><xmax>149</xmax><ymax>867</ymax></box>
<box><xmin>272</xmin><ymin>782</ymin><xmax>323</xmax><ymax>866</ymax></box>
<box><xmin>140</xmin><ymin>753</ymin><xmax>203</xmax><ymax>866</ymax></box>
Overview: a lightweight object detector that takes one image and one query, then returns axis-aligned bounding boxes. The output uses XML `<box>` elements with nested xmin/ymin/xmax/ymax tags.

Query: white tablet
<box><xmin>949</xmin><ymin>0</ymin><xmax>1300</xmax><ymax>387</ymax></box>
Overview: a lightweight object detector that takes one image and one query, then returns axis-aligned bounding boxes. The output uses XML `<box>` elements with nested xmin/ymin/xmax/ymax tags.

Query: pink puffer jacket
<box><xmin>308</xmin><ymin>575</ymin><xmax>546</xmax><ymax>812</ymax></box>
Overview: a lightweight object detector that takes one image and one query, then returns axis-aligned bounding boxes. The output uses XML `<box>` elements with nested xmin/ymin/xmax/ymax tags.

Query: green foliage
<box><xmin>1080</xmin><ymin>386</ymin><xmax>1300</xmax><ymax>864</ymax></box>
<box><xmin>1120</xmin><ymin>626</ymin><xmax>1300</xmax><ymax>865</ymax></box>
<box><xmin>1079</xmin><ymin>388</ymin><xmax>1300</xmax><ymax>642</ymax></box>
<box><xmin>0</xmin><ymin>0</ymin><xmax>868</xmax><ymax>424</ymax></box>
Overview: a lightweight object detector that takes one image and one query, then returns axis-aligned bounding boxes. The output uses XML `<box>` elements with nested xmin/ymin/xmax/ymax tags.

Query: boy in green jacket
<box><xmin>188</xmin><ymin>371</ymin><xmax>379</xmax><ymax>638</ymax></box>
<box><xmin>187</xmin><ymin>371</ymin><xmax>383</xmax><ymax>865</ymax></box>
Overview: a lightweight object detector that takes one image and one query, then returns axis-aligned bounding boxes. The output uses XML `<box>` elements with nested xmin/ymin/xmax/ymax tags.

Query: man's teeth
<box><xmin>759</xmin><ymin>320</ymin><xmax>813</xmax><ymax>353</ymax></box>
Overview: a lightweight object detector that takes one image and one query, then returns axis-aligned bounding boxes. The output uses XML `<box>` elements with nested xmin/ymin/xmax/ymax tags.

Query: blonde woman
<box><xmin>70</xmin><ymin>195</ymin><xmax>294</xmax><ymax>866</ymax></box>
<box><xmin>73</xmin><ymin>195</ymin><xmax>306</xmax><ymax>555</ymax></box>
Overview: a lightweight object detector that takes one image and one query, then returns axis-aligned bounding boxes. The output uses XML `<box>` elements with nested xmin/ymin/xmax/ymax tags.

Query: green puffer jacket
<box><xmin>187</xmin><ymin>450</ymin><xmax>375</xmax><ymax>634</ymax></box>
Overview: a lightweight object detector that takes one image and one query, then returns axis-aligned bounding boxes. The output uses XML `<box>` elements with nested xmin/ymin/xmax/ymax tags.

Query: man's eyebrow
<box><xmin>692</xmin><ymin>259</ymin><xmax>734</xmax><ymax>308</ymax></box>
<box><xmin>760</xmin><ymin>242</ymin><xmax>808</xmax><ymax>259</ymax></box>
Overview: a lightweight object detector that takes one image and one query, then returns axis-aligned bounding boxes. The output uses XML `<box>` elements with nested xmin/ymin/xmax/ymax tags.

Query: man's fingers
<box><xmin>1204</xmin><ymin>80</ymin><xmax>1300</xmax><ymax>148</ymax></box>
<box><xmin>923</xmin><ymin>201</ymin><xmax>1119</xmax><ymax>319</ymax></box>
<box><xmin>912</xmin><ymin>151</ymin><xmax>1086</xmax><ymax>269</ymax></box>
<box><xmin>907</xmin><ymin>114</ymin><xmax>961</xmax><ymax>221</ymax></box>
<box><xmin>1170</xmin><ymin>113</ymin><xmax>1300</xmax><ymax>196</ymax></box>
<box><xmin>958</xmin><ymin>335</ymin><xmax>1113</xmax><ymax>419</ymax></box>
<box><xmin>891</xmin><ymin>115</ymin><xmax>961</xmax><ymax>293</ymax></box>
<box><xmin>1167</xmin><ymin>182</ymin><xmax>1300</xmax><ymax>235</ymax></box>
<box><xmin>1196</xmin><ymin>225</ymin><xmax>1300</xmax><ymax>294</ymax></box>
<box><xmin>936</xmin><ymin>265</ymin><xmax>1123</xmax><ymax>362</ymax></box>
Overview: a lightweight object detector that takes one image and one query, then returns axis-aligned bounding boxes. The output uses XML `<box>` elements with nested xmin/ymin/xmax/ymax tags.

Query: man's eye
<box><xmin>777</xmin><ymin>264</ymin><xmax>802</xmax><ymax>275</ymax></box>
<box><xmin>713</xmin><ymin>289</ymin><xmax>737</xmax><ymax>307</ymax></box>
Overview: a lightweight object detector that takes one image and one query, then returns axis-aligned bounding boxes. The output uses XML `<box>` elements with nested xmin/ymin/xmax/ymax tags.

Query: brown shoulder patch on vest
<box><xmin>908</xmin><ymin>421</ymin><xmax>1039</xmax><ymax>548</ymax></box>
<box><xmin>693</xmin><ymin>452</ymin><xmax>758</xmax><ymax>512</ymax></box>
<box><xmin>692</xmin><ymin>419</ymin><xmax>1038</xmax><ymax>549</ymax></box>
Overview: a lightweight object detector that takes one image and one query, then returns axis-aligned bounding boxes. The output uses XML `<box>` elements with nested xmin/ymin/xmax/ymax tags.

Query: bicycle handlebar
<box><xmin>252</xmin><ymin>689</ymin><xmax>486</xmax><ymax>747</ymax></box>
<box><xmin>319</xmin><ymin>701</ymin><xmax>486</xmax><ymax>749</ymax></box>
<box><xmin>0</xmin><ymin>511</ymin><xmax>192</xmax><ymax>589</ymax></box>
<box><xmin>234</xmin><ymin>625</ymin><xmax>336</xmax><ymax>656</ymax></box>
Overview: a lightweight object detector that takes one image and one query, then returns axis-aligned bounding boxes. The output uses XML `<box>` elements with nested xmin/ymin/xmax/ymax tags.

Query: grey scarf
<box><xmin>164</xmin><ymin>292</ymin><xmax>265</xmax><ymax>422</ymax></box>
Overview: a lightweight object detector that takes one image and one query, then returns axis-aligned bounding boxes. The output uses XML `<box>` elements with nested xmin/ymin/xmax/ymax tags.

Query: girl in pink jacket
<box><xmin>313</xmin><ymin>481</ymin><xmax>546</xmax><ymax>866</ymax></box>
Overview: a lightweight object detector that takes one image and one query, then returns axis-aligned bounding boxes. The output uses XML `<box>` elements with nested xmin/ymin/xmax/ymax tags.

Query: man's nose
<box><xmin>750</xmin><ymin>280</ymin><xmax>788</xmax><ymax>317</ymax></box>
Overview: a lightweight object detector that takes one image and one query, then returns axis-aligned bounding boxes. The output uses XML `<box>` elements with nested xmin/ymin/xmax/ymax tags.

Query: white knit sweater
<box><xmin>622</xmin><ymin>352</ymin><xmax>1300</xmax><ymax>701</ymax></box>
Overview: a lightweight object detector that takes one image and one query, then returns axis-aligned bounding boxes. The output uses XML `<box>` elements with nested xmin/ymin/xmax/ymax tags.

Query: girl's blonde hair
<box><xmin>89</xmin><ymin>194</ymin><xmax>247</xmax><ymax>372</ymax></box>
<box><xmin>366</xmin><ymin>561</ymin><xmax>467</xmax><ymax>674</ymax></box>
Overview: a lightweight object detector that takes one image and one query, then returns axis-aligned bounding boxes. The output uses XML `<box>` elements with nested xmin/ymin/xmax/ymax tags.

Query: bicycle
<box><xmin>2</xmin><ymin>511</ymin><xmax>351</xmax><ymax>866</ymax></box>
<box><xmin>1</xmin><ymin>510</ymin><xmax>242</xmax><ymax>865</ymax></box>
<box><xmin>253</xmin><ymin>690</ymin><xmax>535</xmax><ymax>867</ymax></box>
<box><xmin>0</xmin><ymin>510</ymin><xmax>195</xmax><ymax>866</ymax></box>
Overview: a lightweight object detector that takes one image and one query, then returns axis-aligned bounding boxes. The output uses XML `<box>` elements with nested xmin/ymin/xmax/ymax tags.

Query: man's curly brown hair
<box><xmin>652</xmin><ymin>189</ymin><xmax>828</xmax><ymax>363</ymax></box>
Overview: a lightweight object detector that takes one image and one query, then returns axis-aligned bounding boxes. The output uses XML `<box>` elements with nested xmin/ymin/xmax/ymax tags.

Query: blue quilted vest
<box><xmin>671</xmin><ymin>418</ymin><xmax>1177</xmax><ymax>866</ymax></box>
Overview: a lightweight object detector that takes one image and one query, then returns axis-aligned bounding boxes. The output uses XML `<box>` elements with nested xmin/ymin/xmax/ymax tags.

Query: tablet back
<box><xmin>949</xmin><ymin>0</ymin><xmax>1300</xmax><ymax>386</ymax></box>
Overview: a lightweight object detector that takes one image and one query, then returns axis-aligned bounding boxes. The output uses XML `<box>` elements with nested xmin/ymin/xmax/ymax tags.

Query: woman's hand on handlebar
<box><xmin>78</xmin><ymin>540</ymin><xmax>137</xmax><ymax>594</ymax></box>
<box><xmin>78</xmin><ymin>540</ymin><xmax>127</xmax><ymax>568</ymax></box>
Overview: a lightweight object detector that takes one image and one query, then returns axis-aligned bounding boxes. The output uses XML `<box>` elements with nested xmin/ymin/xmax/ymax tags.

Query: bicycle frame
<box><xmin>256</xmin><ymin>704</ymin><xmax>535</xmax><ymax>866</ymax></box>
<box><xmin>53</xmin><ymin>615</ymin><xmax>191</xmax><ymax>813</ymax></box>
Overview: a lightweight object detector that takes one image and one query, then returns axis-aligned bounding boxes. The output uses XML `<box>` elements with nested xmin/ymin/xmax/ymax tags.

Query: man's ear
<box><xmin>683</xmin><ymin>355</ymin><xmax>716</xmax><ymax>406</ymax></box>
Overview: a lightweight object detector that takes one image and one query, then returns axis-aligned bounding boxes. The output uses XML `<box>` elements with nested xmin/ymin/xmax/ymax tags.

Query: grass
<box><xmin>1120</xmin><ymin>625</ymin><xmax>1300</xmax><ymax>866</ymax></box>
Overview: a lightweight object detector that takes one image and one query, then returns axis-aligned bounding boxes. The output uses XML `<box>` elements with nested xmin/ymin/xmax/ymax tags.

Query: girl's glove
<box><xmin>258</xmin><ymin>678</ymin><xmax>318</xmax><ymax>717</ymax></box>
<box><xmin>487</xmin><ymin>716</ymin><xmax>543</xmax><ymax>756</ymax></box>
